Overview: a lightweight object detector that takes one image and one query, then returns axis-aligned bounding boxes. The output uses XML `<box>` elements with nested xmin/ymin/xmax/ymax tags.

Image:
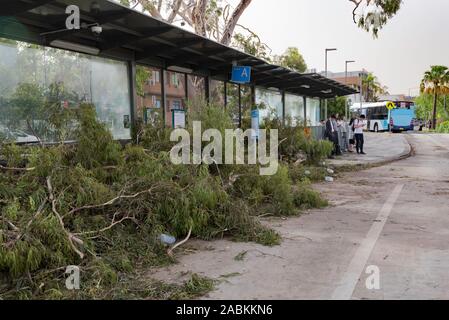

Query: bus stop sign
<box><xmin>386</xmin><ymin>101</ymin><xmax>396</xmax><ymax>110</ymax></box>
<box><xmin>231</xmin><ymin>66</ymin><xmax>251</xmax><ymax>84</ymax></box>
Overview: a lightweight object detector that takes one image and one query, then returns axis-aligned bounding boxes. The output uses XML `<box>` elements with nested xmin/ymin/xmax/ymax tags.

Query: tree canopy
<box><xmin>276</xmin><ymin>47</ymin><xmax>308</xmax><ymax>73</ymax></box>
<box><xmin>119</xmin><ymin>0</ymin><xmax>253</xmax><ymax>45</ymax></box>
<box><xmin>420</xmin><ymin>65</ymin><xmax>449</xmax><ymax>128</ymax></box>
<box><xmin>350</xmin><ymin>0</ymin><xmax>402</xmax><ymax>37</ymax></box>
<box><xmin>420</xmin><ymin>66</ymin><xmax>449</xmax><ymax>96</ymax></box>
<box><xmin>362</xmin><ymin>72</ymin><xmax>388</xmax><ymax>101</ymax></box>
<box><xmin>117</xmin><ymin>0</ymin><xmax>403</xmax><ymax>50</ymax></box>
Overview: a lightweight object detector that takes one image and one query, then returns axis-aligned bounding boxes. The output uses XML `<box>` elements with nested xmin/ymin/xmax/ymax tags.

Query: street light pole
<box><xmin>324</xmin><ymin>48</ymin><xmax>337</xmax><ymax>120</ymax></box>
<box><xmin>345</xmin><ymin>60</ymin><xmax>355</xmax><ymax>119</ymax></box>
<box><xmin>359</xmin><ymin>72</ymin><xmax>363</xmax><ymax>114</ymax></box>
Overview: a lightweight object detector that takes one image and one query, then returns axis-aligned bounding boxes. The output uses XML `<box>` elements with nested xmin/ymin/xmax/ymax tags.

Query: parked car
<box><xmin>0</xmin><ymin>126</ymin><xmax>40</xmax><ymax>143</ymax></box>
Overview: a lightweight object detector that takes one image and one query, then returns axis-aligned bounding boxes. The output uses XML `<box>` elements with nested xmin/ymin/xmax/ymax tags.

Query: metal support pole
<box><xmin>281</xmin><ymin>90</ymin><xmax>286</xmax><ymax>124</ymax></box>
<box><xmin>224</xmin><ymin>81</ymin><xmax>228</xmax><ymax>109</ymax></box>
<box><xmin>161</xmin><ymin>68</ymin><xmax>167</xmax><ymax>127</ymax></box>
<box><xmin>238</xmin><ymin>83</ymin><xmax>242</xmax><ymax>128</ymax></box>
<box><xmin>324</xmin><ymin>48</ymin><xmax>337</xmax><ymax>121</ymax></box>
<box><xmin>325</xmin><ymin>52</ymin><xmax>328</xmax><ymax>120</ymax></box>
<box><xmin>303</xmin><ymin>96</ymin><xmax>308</xmax><ymax>127</ymax></box>
<box><xmin>319</xmin><ymin>99</ymin><xmax>323</xmax><ymax>121</ymax></box>
<box><xmin>345</xmin><ymin>65</ymin><xmax>348</xmax><ymax>120</ymax></box>
<box><xmin>127</xmin><ymin>61</ymin><xmax>139</xmax><ymax>140</ymax></box>
<box><xmin>127</xmin><ymin>60</ymin><xmax>138</xmax><ymax>130</ymax></box>
<box><xmin>359</xmin><ymin>72</ymin><xmax>363</xmax><ymax>114</ymax></box>
<box><xmin>205</xmin><ymin>76</ymin><xmax>210</xmax><ymax>103</ymax></box>
<box><xmin>251</xmin><ymin>84</ymin><xmax>256</xmax><ymax>106</ymax></box>
<box><xmin>184</xmin><ymin>73</ymin><xmax>188</xmax><ymax>103</ymax></box>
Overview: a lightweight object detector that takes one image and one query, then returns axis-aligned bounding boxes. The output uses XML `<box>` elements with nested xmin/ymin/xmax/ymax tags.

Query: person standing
<box><xmin>338</xmin><ymin>117</ymin><xmax>349</xmax><ymax>153</ymax></box>
<box><xmin>325</xmin><ymin>114</ymin><xmax>341</xmax><ymax>157</ymax></box>
<box><xmin>348</xmin><ymin>116</ymin><xmax>356</xmax><ymax>153</ymax></box>
<box><xmin>354</xmin><ymin>114</ymin><xmax>367</xmax><ymax>155</ymax></box>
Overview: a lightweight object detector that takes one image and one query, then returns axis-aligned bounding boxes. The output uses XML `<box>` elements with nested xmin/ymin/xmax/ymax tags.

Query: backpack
<box><xmin>350</xmin><ymin>119</ymin><xmax>355</xmax><ymax>132</ymax></box>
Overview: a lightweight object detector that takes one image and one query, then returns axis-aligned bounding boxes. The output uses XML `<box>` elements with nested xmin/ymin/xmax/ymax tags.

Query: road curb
<box><xmin>329</xmin><ymin>135</ymin><xmax>413</xmax><ymax>170</ymax></box>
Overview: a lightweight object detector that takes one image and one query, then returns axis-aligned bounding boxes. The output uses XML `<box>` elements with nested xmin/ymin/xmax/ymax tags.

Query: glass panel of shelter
<box><xmin>226</xmin><ymin>82</ymin><xmax>240</xmax><ymax>126</ymax></box>
<box><xmin>0</xmin><ymin>38</ymin><xmax>132</xmax><ymax>143</ymax></box>
<box><xmin>137</xmin><ymin>66</ymin><xmax>162</xmax><ymax>126</ymax></box>
<box><xmin>255</xmin><ymin>88</ymin><xmax>283</xmax><ymax>123</ymax></box>
<box><xmin>187</xmin><ymin>74</ymin><xmax>206</xmax><ymax>115</ymax></box>
<box><xmin>285</xmin><ymin>93</ymin><xmax>305</xmax><ymax>126</ymax></box>
<box><xmin>164</xmin><ymin>71</ymin><xmax>187</xmax><ymax>127</ymax></box>
<box><xmin>210</xmin><ymin>80</ymin><xmax>225</xmax><ymax>107</ymax></box>
<box><xmin>138</xmin><ymin>68</ymin><xmax>228</xmax><ymax>128</ymax></box>
<box><xmin>306</xmin><ymin>98</ymin><xmax>320</xmax><ymax>126</ymax></box>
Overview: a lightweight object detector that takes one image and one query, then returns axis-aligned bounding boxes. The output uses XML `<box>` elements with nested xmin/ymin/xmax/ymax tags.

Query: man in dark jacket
<box><xmin>325</xmin><ymin>114</ymin><xmax>341</xmax><ymax>157</ymax></box>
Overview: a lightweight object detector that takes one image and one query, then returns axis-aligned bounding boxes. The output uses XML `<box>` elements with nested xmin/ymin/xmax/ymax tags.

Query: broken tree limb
<box><xmin>46</xmin><ymin>177</ymin><xmax>85</xmax><ymax>260</ymax></box>
<box><xmin>65</xmin><ymin>182</ymin><xmax>174</xmax><ymax>218</ymax></box>
<box><xmin>15</xmin><ymin>200</ymin><xmax>48</xmax><ymax>242</ymax></box>
<box><xmin>167</xmin><ymin>227</ymin><xmax>193</xmax><ymax>257</ymax></box>
<box><xmin>0</xmin><ymin>165</ymin><xmax>36</xmax><ymax>172</ymax></box>
<box><xmin>73</xmin><ymin>212</ymin><xmax>135</xmax><ymax>236</ymax></box>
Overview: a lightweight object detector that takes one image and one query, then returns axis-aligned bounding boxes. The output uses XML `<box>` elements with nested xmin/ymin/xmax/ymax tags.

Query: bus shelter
<box><xmin>0</xmin><ymin>0</ymin><xmax>357</xmax><ymax>142</ymax></box>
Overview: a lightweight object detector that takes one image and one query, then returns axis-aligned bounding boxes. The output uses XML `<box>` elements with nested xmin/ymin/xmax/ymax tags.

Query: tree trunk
<box><xmin>444</xmin><ymin>95</ymin><xmax>449</xmax><ymax>118</ymax></box>
<box><xmin>221</xmin><ymin>0</ymin><xmax>252</xmax><ymax>45</ymax></box>
<box><xmin>192</xmin><ymin>0</ymin><xmax>208</xmax><ymax>37</ymax></box>
<box><xmin>432</xmin><ymin>92</ymin><xmax>438</xmax><ymax>129</ymax></box>
<box><xmin>167</xmin><ymin>0</ymin><xmax>183</xmax><ymax>23</ymax></box>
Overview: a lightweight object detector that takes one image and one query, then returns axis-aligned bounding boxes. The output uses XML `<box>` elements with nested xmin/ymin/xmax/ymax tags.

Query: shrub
<box><xmin>139</xmin><ymin>120</ymin><xmax>175</xmax><ymax>154</ymax></box>
<box><xmin>0</xmin><ymin>104</ymin><xmax>287</xmax><ymax>299</ymax></box>
<box><xmin>261</xmin><ymin>116</ymin><xmax>332</xmax><ymax>165</ymax></box>
<box><xmin>294</xmin><ymin>185</ymin><xmax>329</xmax><ymax>210</ymax></box>
<box><xmin>437</xmin><ymin>120</ymin><xmax>449</xmax><ymax>133</ymax></box>
<box><xmin>72</xmin><ymin>104</ymin><xmax>123</xmax><ymax>169</ymax></box>
<box><xmin>288</xmin><ymin>164</ymin><xmax>328</xmax><ymax>184</ymax></box>
<box><xmin>0</xmin><ymin>99</ymin><xmax>330</xmax><ymax>299</ymax></box>
<box><xmin>301</xmin><ymin>139</ymin><xmax>333</xmax><ymax>165</ymax></box>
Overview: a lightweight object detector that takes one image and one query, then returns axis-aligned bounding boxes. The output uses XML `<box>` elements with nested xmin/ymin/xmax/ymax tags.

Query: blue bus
<box><xmin>350</xmin><ymin>101</ymin><xmax>416</xmax><ymax>133</ymax></box>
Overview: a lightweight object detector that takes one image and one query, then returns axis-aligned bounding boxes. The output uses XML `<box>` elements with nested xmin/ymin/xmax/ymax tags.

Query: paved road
<box><xmin>330</xmin><ymin>132</ymin><xmax>411</xmax><ymax>167</ymax></box>
<box><xmin>151</xmin><ymin>133</ymin><xmax>449</xmax><ymax>300</ymax></box>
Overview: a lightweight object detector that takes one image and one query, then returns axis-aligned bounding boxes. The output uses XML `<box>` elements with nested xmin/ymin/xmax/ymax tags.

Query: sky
<box><xmin>232</xmin><ymin>0</ymin><xmax>449</xmax><ymax>96</ymax></box>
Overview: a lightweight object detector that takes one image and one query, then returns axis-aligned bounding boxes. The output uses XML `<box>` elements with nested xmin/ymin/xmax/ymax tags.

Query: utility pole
<box><xmin>359</xmin><ymin>72</ymin><xmax>364</xmax><ymax>115</ymax></box>
<box><xmin>345</xmin><ymin>60</ymin><xmax>355</xmax><ymax>119</ymax></box>
<box><xmin>325</xmin><ymin>48</ymin><xmax>337</xmax><ymax>120</ymax></box>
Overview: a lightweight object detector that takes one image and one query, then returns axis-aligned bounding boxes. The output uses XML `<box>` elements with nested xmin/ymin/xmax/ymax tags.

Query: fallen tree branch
<box><xmin>15</xmin><ymin>200</ymin><xmax>47</xmax><ymax>242</ymax></box>
<box><xmin>6</xmin><ymin>220</ymin><xmax>20</xmax><ymax>232</ymax></box>
<box><xmin>73</xmin><ymin>212</ymin><xmax>136</xmax><ymax>236</ymax></box>
<box><xmin>46</xmin><ymin>177</ymin><xmax>85</xmax><ymax>259</ymax></box>
<box><xmin>167</xmin><ymin>227</ymin><xmax>193</xmax><ymax>257</ymax></box>
<box><xmin>65</xmin><ymin>183</ymin><xmax>169</xmax><ymax>218</ymax></box>
<box><xmin>0</xmin><ymin>165</ymin><xmax>36</xmax><ymax>172</ymax></box>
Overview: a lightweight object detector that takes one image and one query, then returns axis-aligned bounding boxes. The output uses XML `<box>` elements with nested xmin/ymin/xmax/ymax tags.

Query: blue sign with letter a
<box><xmin>231</xmin><ymin>66</ymin><xmax>251</xmax><ymax>84</ymax></box>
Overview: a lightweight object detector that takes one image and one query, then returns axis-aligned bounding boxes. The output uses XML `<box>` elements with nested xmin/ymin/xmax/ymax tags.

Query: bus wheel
<box><xmin>374</xmin><ymin>124</ymin><xmax>379</xmax><ymax>133</ymax></box>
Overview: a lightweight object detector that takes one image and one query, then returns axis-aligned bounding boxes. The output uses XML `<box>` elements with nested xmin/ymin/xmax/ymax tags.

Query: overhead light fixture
<box><xmin>301</xmin><ymin>85</ymin><xmax>311</xmax><ymax>89</ymax></box>
<box><xmin>167</xmin><ymin>66</ymin><xmax>193</xmax><ymax>74</ymax></box>
<box><xmin>50</xmin><ymin>40</ymin><xmax>100</xmax><ymax>55</ymax></box>
<box><xmin>321</xmin><ymin>89</ymin><xmax>332</xmax><ymax>94</ymax></box>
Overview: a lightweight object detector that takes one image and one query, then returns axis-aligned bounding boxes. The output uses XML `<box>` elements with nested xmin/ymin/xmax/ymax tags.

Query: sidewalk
<box><xmin>328</xmin><ymin>132</ymin><xmax>412</xmax><ymax>167</ymax></box>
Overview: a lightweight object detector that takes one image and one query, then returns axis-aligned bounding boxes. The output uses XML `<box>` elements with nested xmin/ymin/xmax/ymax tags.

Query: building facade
<box><xmin>322</xmin><ymin>70</ymin><xmax>369</xmax><ymax>105</ymax></box>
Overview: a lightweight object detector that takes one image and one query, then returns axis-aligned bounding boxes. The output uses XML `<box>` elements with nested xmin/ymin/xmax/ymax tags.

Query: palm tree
<box><xmin>362</xmin><ymin>73</ymin><xmax>386</xmax><ymax>101</ymax></box>
<box><xmin>421</xmin><ymin>66</ymin><xmax>449</xmax><ymax>129</ymax></box>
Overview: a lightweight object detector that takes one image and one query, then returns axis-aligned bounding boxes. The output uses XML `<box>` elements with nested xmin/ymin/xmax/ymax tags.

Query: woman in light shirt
<box><xmin>354</xmin><ymin>115</ymin><xmax>367</xmax><ymax>155</ymax></box>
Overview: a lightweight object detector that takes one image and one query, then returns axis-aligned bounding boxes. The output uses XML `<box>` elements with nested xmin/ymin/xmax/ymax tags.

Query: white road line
<box><xmin>331</xmin><ymin>184</ymin><xmax>404</xmax><ymax>300</ymax></box>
